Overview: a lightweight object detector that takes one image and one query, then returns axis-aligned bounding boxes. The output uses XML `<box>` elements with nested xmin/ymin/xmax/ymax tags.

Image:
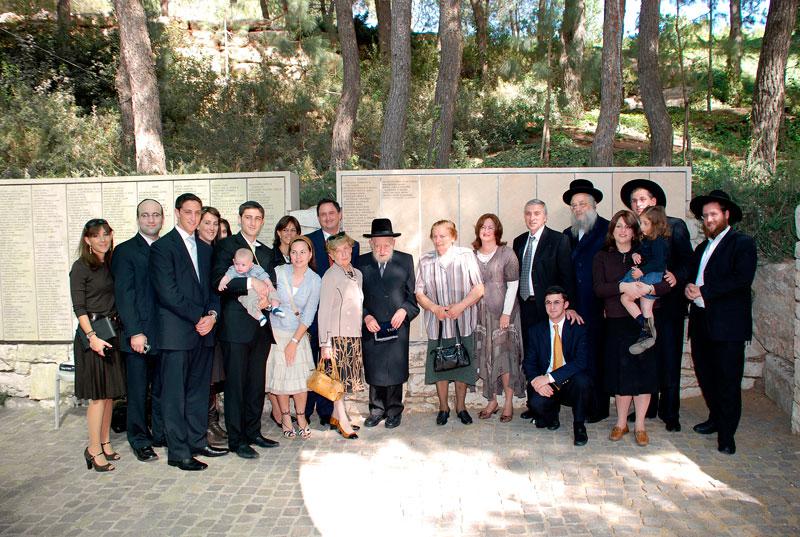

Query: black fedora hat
<box><xmin>562</xmin><ymin>179</ymin><xmax>604</xmax><ymax>205</ymax></box>
<box><xmin>620</xmin><ymin>179</ymin><xmax>667</xmax><ymax>209</ymax></box>
<box><xmin>689</xmin><ymin>189</ymin><xmax>743</xmax><ymax>224</ymax></box>
<box><xmin>363</xmin><ymin>218</ymin><xmax>402</xmax><ymax>238</ymax></box>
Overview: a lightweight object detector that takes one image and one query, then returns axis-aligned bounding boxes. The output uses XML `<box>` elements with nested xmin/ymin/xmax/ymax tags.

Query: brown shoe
<box><xmin>635</xmin><ymin>429</ymin><xmax>649</xmax><ymax>446</ymax></box>
<box><xmin>609</xmin><ymin>425</ymin><xmax>629</xmax><ymax>441</ymax></box>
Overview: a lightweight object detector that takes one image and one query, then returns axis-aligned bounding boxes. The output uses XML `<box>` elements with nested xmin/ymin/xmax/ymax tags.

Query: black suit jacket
<box><xmin>688</xmin><ymin>228</ymin><xmax>757</xmax><ymax>341</ymax></box>
<box><xmin>523</xmin><ymin>319</ymin><xmax>588</xmax><ymax>386</ymax></box>
<box><xmin>111</xmin><ymin>233</ymin><xmax>158</xmax><ymax>354</ymax></box>
<box><xmin>661</xmin><ymin>216</ymin><xmax>694</xmax><ymax>312</ymax></box>
<box><xmin>513</xmin><ymin>226</ymin><xmax>575</xmax><ymax>321</ymax></box>
<box><xmin>357</xmin><ymin>250</ymin><xmax>420</xmax><ymax>386</ymax></box>
<box><xmin>212</xmin><ymin>232</ymin><xmax>276</xmax><ymax>345</ymax></box>
<box><xmin>306</xmin><ymin>228</ymin><xmax>360</xmax><ymax>275</ymax></box>
<box><xmin>150</xmin><ymin>228</ymin><xmax>219</xmax><ymax>351</ymax></box>
<box><xmin>562</xmin><ymin>216</ymin><xmax>609</xmax><ymax>320</ymax></box>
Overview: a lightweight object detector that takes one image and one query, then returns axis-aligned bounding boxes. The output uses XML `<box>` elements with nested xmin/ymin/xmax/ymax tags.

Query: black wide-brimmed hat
<box><xmin>562</xmin><ymin>179</ymin><xmax>604</xmax><ymax>205</ymax></box>
<box><xmin>689</xmin><ymin>190</ymin><xmax>743</xmax><ymax>224</ymax></box>
<box><xmin>620</xmin><ymin>179</ymin><xmax>667</xmax><ymax>209</ymax></box>
<box><xmin>363</xmin><ymin>218</ymin><xmax>402</xmax><ymax>238</ymax></box>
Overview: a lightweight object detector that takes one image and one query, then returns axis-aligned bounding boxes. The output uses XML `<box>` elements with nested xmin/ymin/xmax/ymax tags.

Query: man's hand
<box><xmin>195</xmin><ymin>315</ymin><xmax>216</xmax><ymax>336</ymax></box>
<box><xmin>364</xmin><ymin>314</ymin><xmax>381</xmax><ymax>333</ymax></box>
<box><xmin>620</xmin><ymin>281</ymin><xmax>649</xmax><ymax>299</ymax></box>
<box><xmin>663</xmin><ymin>270</ymin><xmax>677</xmax><ymax>287</ymax></box>
<box><xmin>685</xmin><ymin>283</ymin><xmax>702</xmax><ymax>300</ymax></box>
<box><xmin>390</xmin><ymin>308</ymin><xmax>407</xmax><ymax>329</ymax></box>
<box><xmin>531</xmin><ymin>375</ymin><xmax>554</xmax><ymax>397</ymax></box>
<box><xmin>565</xmin><ymin>309</ymin><xmax>584</xmax><ymax>325</ymax></box>
<box><xmin>251</xmin><ymin>278</ymin><xmax>270</xmax><ymax>298</ymax></box>
<box><xmin>130</xmin><ymin>334</ymin><xmax>148</xmax><ymax>354</ymax></box>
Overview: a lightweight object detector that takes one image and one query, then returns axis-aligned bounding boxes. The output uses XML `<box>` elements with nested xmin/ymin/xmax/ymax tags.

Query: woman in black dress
<box><xmin>70</xmin><ymin>219</ymin><xmax>126</xmax><ymax>472</ymax></box>
<box><xmin>592</xmin><ymin>210</ymin><xmax>670</xmax><ymax>447</ymax></box>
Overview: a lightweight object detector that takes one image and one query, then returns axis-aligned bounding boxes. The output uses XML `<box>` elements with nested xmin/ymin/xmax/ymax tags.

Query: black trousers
<box><xmin>304</xmin><ymin>319</ymin><xmax>333</xmax><ymax>420</ymax></box>
<box><xmin>689</xmin><ymin>306</ymin><xmax>746</xmax><ymax>446</ymax></box>
<box><xmin>161</xmin><ymin>346</ymin><xmax>212</xmax><ymax>461</ymax></box>
<box><xmin>528</xmin><ymin>371</ymin><xmax>593</xmax><ymax>425</ymax></box>
<box><xmin>647</xmin><ymin>306</ymin><xmax>686</xmax><ymax>422</ymax></box>
<box><xmin>125</xmin><ymin>351</ymin><xmax>164</xmax><ymax>449</ymax></box>
<box><xmin>369</xmin><ymin>384</ymin><xmax>404</xmax><ymax>418</ymax></box>
<box><xmin>519</xmin><ymin>297</ymin><xmax>543</xmax><ymax>352</ymax></box>
<box><xmin>221</xmin><ymin>334</ymin><xmax>269</xmax><ymax>450</ymax></box>
<box><xmin>585</xmin><ymin>318</ymin><xmax>609</xmax><ymax>421</ymax></box>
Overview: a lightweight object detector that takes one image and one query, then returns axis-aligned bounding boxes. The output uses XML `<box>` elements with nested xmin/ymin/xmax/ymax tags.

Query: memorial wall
<box><xmin>0</xmin><ymin>171</ymin><xmax>299</xmax><ymax>343</ymax></box>
<box><xmin>338</xmin><ymin>167</ymin><xmax>691</xmax><ymax>341</ymax></box>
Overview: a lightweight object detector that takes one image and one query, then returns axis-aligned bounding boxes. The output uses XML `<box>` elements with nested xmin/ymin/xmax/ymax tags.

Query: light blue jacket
<box><xmin>271</xmin><ymin>264</ymin><xmax>321</xmax><ymax>332</ymax></box>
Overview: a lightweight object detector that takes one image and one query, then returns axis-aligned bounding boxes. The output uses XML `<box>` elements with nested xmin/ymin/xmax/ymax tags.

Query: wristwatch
<box><xmin>208</xmin><ymin>310</ymin><xmax>218</xmax><ymax>320</ymax></box>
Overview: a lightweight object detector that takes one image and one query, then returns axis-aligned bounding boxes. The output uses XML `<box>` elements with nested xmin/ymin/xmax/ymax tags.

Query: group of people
<box><xmin>69</xmin><ymin>178</ymin><xmax>756</xmax><ymax>473</ymax></box>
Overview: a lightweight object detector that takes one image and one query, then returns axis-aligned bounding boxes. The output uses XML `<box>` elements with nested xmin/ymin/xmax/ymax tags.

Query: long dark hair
<box><xmin>200</xmin><ymin>206</ymin><xmax>222</xmax><ymax>245</ymax></box>
<box><xmin>603</xmin><ymin>210</ymin><xmax>640</xmax><ymax>252</ymax></box>
<box><xmin>78</xmin><ymin>218</ymin><xmax>114</xmax><ymax>269</ymax></box>
<box><xmin>272</xmin><ymin>215</ymin><xmax>302</xmax><ymax>250</ymax></box>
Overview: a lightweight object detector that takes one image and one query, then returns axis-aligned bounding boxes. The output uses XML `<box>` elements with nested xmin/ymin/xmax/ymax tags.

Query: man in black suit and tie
<box><xmin>512</xmin><ymin>199</ymin><xmax>578</xmax><ymax>420</ymax></box>
<box><xmin>523</xmin><ymin>286</ymin><xmax>592</xmax><ymax>446</ymax></box>
<box><xmin>685</xmin><ymin>190</ymin><xmax>756</xmax><ymax>455</ymax></box>
<box><xmin>357</xmin><ymin>219</ymin><xmax>419</xmax><ymax>429</ymax></box>
<box><xmin>112</xmin><ymin>199</ymin><xmax>165</xmax><ymax>463</ymax></box>
<box><xmin>304</xmin><ymin>198</ymin><xmax>360</xmax><ymax>425</ymax></box>
<box><xmin>212</xmin><ymin>201</ymin><xmax>280</xmax><ymax>459</ymax></box>
<box><xmin>150</xmin><ymin>193</ymin><xmax>226</xmax><ymax>471</ymax></box>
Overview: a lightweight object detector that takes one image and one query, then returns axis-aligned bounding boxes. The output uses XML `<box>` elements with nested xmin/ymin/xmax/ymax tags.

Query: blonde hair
<box><xmin>430</xmin><ymin>220</ymin><xmax>457</xmax><ymax>240</ymax></box>
<box><xmin>234</xmin><ymin>248</ymin><xmax>254</xmax><ymax>262</ymax></box>
<box><xmin>325</xmin><ymin>232</ymin><xmax>355</xmax><ymax>254</ymax></box>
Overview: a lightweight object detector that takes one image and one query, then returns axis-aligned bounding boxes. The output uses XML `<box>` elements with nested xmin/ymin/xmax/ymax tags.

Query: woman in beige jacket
<box><xmin>318</xmin><ymin>232</ymin><xmax>364</xmax><ymax>439</ymax></box>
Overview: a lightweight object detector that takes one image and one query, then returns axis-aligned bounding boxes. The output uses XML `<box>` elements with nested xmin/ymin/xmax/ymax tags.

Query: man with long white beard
<box><xmin>561</xmin><ymin>179</ymin><xmax>610</xmax><ymax>423</ymax></box>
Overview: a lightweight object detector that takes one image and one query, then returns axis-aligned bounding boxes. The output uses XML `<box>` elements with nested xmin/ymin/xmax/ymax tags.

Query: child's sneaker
<box><xmin>272</xmin><ymin>307</ymin><xmax>286</xmax><ymax>318</ymax></box>
<box><xmin>258</xmin><ymin>315</ymin><xmax>268</xmax><ymax>327</ymax></box>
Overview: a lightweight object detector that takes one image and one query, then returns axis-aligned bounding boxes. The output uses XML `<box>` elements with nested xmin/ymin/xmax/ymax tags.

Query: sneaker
<box><xmin>272</xmin><ymin>307</ymin><xmax>286</xmax><ymax>318</ymax></box>
<box><xmin>258</xmin><ymin>315</ymin><xmax>268</xmax><ymax>327</ymax></box>
<box><xmin>629</xmin><ymin>325</ymin><xmax>655</xmax><ymax>355</ymax></box>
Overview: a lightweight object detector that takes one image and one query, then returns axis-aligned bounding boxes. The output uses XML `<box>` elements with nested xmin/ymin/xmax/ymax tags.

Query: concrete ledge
<box><xmin>765</xmin><ymin>354</ymin><xmax>794</xmax><ymax>417</ymax></box>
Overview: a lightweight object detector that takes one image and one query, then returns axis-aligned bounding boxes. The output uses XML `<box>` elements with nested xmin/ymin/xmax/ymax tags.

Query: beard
<box><xmin>372</xmin><ymin>250</ymin><xmax>393</xmax><ymax>264</ymax></box>
<box><xmin>570</xmin><ymin>208</ymin><xmax>598</xmax><ymax>238</ymax></box>
<box><xmin>704</xmin><ymin>218</ymin><xmax>729</xmax><ymax>239</ymax></box>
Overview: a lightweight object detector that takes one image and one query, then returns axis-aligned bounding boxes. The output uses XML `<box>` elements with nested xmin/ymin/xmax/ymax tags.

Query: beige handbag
<box><xmin>307</xmin><ymin>351</ymin><xmax>344</xmax><ymax>401</ymax></box>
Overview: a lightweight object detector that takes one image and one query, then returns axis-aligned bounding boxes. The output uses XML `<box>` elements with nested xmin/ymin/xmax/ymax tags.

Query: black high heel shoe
<box><xmin>84</xmin><ymin>447</ymin><xmax>115</xmax><ymax>472</ymax></box>
<box><xmin>101</xmin><ymin>441</ymin><xmax>120</xmax><ymax>461</ymax></box>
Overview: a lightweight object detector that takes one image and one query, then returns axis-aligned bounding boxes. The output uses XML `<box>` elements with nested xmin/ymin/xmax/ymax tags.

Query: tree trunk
<box><xmin>259</xmin><ymin>0</ymin><xmax>270</xmax><ymax>19</ymax></box>
<box><xmin>750</xmin><ymin>0</ymin><xmax>799</xmax><ymax>174</ymax></box>
<box><xmin>469</xmin><ymin>0</ymin><xmax>489</xmax><ymax>82</ymax></box>
<box><xmin>115</xmin><ymin>52</ymin><xmax>135</xmax><ymax>159</ymax></box>
<box><xmin>706</xmin><ymin>0</ymin><xmax>713</xmax><ymax>112</ymax></box>
<box><xmin>427</xmin><ymin>0</ymin><xmax>463</xmax><ymax>168</ymax></box>
<box><xmin>638</xmin><ymin>0</ymin><xmax>673</xmax><ymax>165</ymax></box>
<box><xmin>56</xmin><ymin>0</ymin><xmax>71</xmax><ymax>52</ymax></box>
<box><xmin>541</xmin><ymin>34</ymin><xmax>553</xmax><ymax>163</ymax></box>
<box><xmin>377</xmin><ymin>0</ymin><xmax>392</xmax><ymax>60</ymax></box>
<box><xmin>322</xmin><ymin>0</ymin><xmax>337</xmax><ymax>45</ymax></box>
<box><xmin>558</xmin><ymin>0</ymin><xmax>585</xmax><ymax>116</ymax></box>
<box><xmin>675</xmin><ymin>0</ymin><xmax>692</xmax><ymax>166</ymax></box>
<box><xmin>378</xmin><ymin>0</ymin><xmax>412</xmax><ymax>169</ymax></box>
<box><xmin>590</xmin><ymin>0</ymin><xmax>624</xmax><ymax>166</ymax></box>
<box><xmin>160</xmin><ymin>0</ymin><xmax>168</xmax><ymax>17</ymax></box>
<box><xmin>330</xmin><ymin>0</ymin><xmax>362</xmax><ymax>170</ymax></box>
<box><xmin>727</xmin><ymin>0</ymin><xmax>743</xmax><ymax>106</ymax></box>
<box><xmin>113</xmin><ymin>0</ymin><xmax>167</xmax><ymax>174</ymax></box>
<box><xmin>537</xmin><ymin>0</ymin><xmax>548</xmax><ymax>52</ymax></box>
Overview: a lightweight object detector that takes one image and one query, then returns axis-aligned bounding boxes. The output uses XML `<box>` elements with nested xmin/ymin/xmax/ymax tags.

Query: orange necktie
<box><xmin>553</xmin><ymin>323</ymin><xmax>564</xmax><ymax>371</ymax></box>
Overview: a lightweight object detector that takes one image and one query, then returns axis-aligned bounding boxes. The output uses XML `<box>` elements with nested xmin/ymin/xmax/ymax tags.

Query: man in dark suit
<box><xmin>523</xmin><ymin>286</ymin><xmax>592</xmax><ymax>446</ymax></box>
<box><xmin>621</xmin><ymin>179</ymin><xmax>694</xmax><ymax>431</ymax></box>
<box><xmin>150</xmin><ymin>193</ymin><xmax>225</xmax><ymax>471</ymax></box>
<box><xmin>212</xmin><ymin>201</ymin><xmax>279</xmax><ymax>459</ymax></box>
<box><xmin>685</xmin><ymin>190</ymin><xmax>756</xmax><ymax>455</ymax></box>
<box><xmin>304</xmin><ymin>198</ymin><xmax>360</xmax><ymax>425</ymax></box>
<box><xmin>561</xmin><ymin>180</ymin><xmax>610</xmax><ymax>423</ymax></box>
<box><xmin>512</xmin><ymin>199</ymin><xmax>578</xmax><ymax>420</ymax></box>
<box><xmin>357</xmin><ymin>219</ymin><xmax>420</xmax><ymax>429</ymax></box>
<box><xmin>112</xmin><ymin>199</ymin><xmax>165</xmax><ymax>463</ymax></box>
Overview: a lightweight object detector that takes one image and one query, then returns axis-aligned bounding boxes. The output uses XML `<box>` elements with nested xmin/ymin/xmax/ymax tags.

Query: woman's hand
<box><xmin>284</xmin><ymin>340</ymin><xmax>297</xmax><ymax>366</ymax></box>
<box><xmin>90</xmin><ymin>335</ymin><xmax>112</xmax><ymax>357</ymax></box>
<box><xmin>321</xmin><ymin>346</ymin><xmax>333</xmax><ymax>361</ymax></box>
<box><xmin>446</xmin><ymin>302</ymin><xmax>465</xmax><ymax>320</ymax></box>
<box><xmin>620</xmin><ymin>281</ymin><xmax>649</xmax><ymax>299</ymax></box>
<box><xmin>663</xmin><ymin>270</ymin><xmax>677</xmax><ymax>287</ymax></box>
<box><xmin>433</xmin><ymin>305</ymin><xmax>448</xmax><ymax>321</ymax></box>
<box><xmin>499</xmin><ymin>314</ymin><xmax>510</xmax><ymax>330</ymax></box>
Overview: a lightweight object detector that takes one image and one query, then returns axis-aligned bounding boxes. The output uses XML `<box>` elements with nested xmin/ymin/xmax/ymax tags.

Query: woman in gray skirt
<box><xmin>415</xmin><ymin>220</ymin><xmax>484</xmax><ymax>426</ymax></box>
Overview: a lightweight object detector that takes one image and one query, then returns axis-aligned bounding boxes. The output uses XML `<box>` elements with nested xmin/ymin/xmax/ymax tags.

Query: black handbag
<box><xmin>431</xmin><ymin>319</ymin><xmax>471</xmax><ymax>372</ymax></box>
<box><xmin>77</xmin><ymin>314</ymin><xmax>118</xmax><ymax>351</ymax></box>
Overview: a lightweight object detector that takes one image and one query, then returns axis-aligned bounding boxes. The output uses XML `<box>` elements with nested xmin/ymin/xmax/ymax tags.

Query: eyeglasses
<box><xmin>480</xmin><ymin>225</ymin><xmax>496</xmax><ymax>231</ymax></box>
<box><xmin>326</xmin><ymin>231</ymin><xmax>346</xmax><ymax>242</ymax></box>
<box><xmin>84</xmin><ymin>218</ymin><xmax>107</xmax><ymax>229</ymax></box>
<box><xmin>570</xmin><ymin>202</ymin><xmax>590</xmax><ymax>210</ymax></box>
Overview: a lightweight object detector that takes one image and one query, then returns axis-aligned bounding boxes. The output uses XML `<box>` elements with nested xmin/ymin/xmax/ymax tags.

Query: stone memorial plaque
<box><xmin>172</xmin><ymin>179</ymin><xmax>211</xmax><ymax>214</ymax></box>
<box><xmin>498</xmin><ymin>173</ymin><xmax>536</xmax><ymax>242</ymax></box>
<box><xmin>0</xmin><ymin>185</ymin><xmax>38</xmax><ymax>339</ymax></box>
<box><xmin>66</xmin><ymin>183</ymin><xmax>102</xmax><ymax>257</ymax></box>
<box><xmin>459</xmin><ymin>174</ymin><xmax>498</xmax><ymax>244</ymax></box>
<box><xmin>136</xmin><ymin>181</ymin><xmax>174</xmax><ymax>235</ymax></box>
<box><xmin>650</xmin><ymin>171</ymin><xmax>691</xmax><ymax>218</ymax></box>
<box><xmin>102</xmin><ymin>182</ymin><xmax>138</xmax><ymax>242</ymax></box>
<box><xmin>247</xmin><ymin>176</ymin><xmax>287</xmax><ymax>244</ymax></box>
<box><xmin>210</xmin><ymin>178</ymin><xmax>247</xmax><ymax>229</ymax></box>
<box><xmin>537</xmin><ymin>172</ymin><xmax>576</xmax><ymax>233</ymax></box>
<box><xmin>340</xmin><ymin>175</ymin><xmax>380</xmax><ymax>252</ymax></box>
<box><xmin>574</xmin><ymin>172</ymin><xmax>613</xmax><ymax>219</ymax></box>
<box><xmin>32</xmin><ymin>184</ymin><xmax>73</xmax><ymax>340</ymax></box>
<box><xmin>420</xmin><ymin>175</ymin><xmax>459</xmax><ymax>246</ymax></box>
<box><xmin>381</xmin><ymin>175</ymin><xmax>421</xmax><ymax>258</ymax></box>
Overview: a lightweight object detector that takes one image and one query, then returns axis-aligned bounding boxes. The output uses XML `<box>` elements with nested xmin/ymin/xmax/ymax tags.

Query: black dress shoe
<box><xmin>665</xmin><ymin>420</ymin><xmax>681</xmax><ymax>432</ymax></box>
<box><xmin>235</xmin><ymin>445</ymin><xmax>259</xmax><ymax>459</ymax></box>
<box><xmin>693</xmin><ymin>420</ymin><xmax>717</xmax><ymax>435</ymax></box>
<box><xmin>457</xmin><ymin>410</ymin><xmax>473</xmax><ymax>425</ymax></box>
<box><xmin>167</xmin><ymin>457</ymin><xmax>207</xmax><ymax>471</ymax></box>
<box><xmin>364</xmin><ymin>415</ymin><xmax>386</xmax><ymax>427</ymax></box>
<box><xmin>193</xmin><ymin>445</ymin><xmax>229</xmax><ymax>457</ymax></box>
<box><xmin>385</xmin><ymin>415</ymin><xmax>402</xmax><ymax>429</ymax></box>
<box><xmin>436</xmin><ymin>409</ymin><xmax>450</xmax><ymax>426</ymax></box>
<box><xmin>573</xmin><ymin>424</ymin><xmax>588</xmax><ymax>446</ymax></box>
<box><xmin>319</xmin><ymin>415</ymin><xmax>332</xmax><ymax>426</ymax></box>
<box><xmin>250</xmin><ymin>435</ymin><xmax>280</xmax><ymax>448</ymax></box>
<box><xmin>718</xmin><ymin>440</ymin><xmax>736</xmax><ymax>455</ymax></box>
<box><xmin>133</xmin><ymin>446</ymin><xmax>159</xmax><ymax>462</ymax></box>
<box><xmin>151</xmin><ymin>439</ymin><xmax>167</xmax><ymax>448</ymax></box>
<box><xmin>520</xmin><ymin>409</ymin><xmax>535</xmax><ymax>420</ymax></box>
<box><xmin>546</xmin><ymin>418</ymin><xmax>561</xmax><ymax>431</ymax></box>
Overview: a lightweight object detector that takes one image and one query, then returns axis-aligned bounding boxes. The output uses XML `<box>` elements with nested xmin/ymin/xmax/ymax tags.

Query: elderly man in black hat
<box><xmin>620</xmin><ymin>179</ymin><xmax>694</xmax><ymax>432</ymax></box>
<box><xmin>685</xmin><ymin>190</ymin><xmax>756</xmax><ymax>455</ymax></box>
<box><xmin>357</xmin><ymin>219</ymin><xmax>420</xmax><ymax>429</ymax></box>
<box><xmin>561</xmin><ymin>179</ymin><xmax>610</xmax><ymax>423</ymax></box>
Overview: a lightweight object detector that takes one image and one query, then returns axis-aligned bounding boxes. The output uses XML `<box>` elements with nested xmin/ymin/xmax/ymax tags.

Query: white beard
<box><xmin>570</xmin><ymin>209</ymin><xmax>598</xmax><ymax>238</ymax></box>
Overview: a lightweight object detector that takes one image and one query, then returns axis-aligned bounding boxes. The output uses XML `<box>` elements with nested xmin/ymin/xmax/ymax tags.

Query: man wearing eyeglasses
<box><xmin>112</xmin><ymin>199</ymin><xmax>165</xmax><ymax>463</ymax></box>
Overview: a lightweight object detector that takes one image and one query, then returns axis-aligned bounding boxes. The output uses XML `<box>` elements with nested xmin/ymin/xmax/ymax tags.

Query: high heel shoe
<box><xmin>100</xmin><ymin>441</ymin><xmax>120</xmax><ymax>461</ymax></box>
<box><xmin>84</xmin><ymin>447</ymin><xmax>115</xmax><ymax>472</ymax></box>
<box><xmin>335</xmin><ymin>424</ymin><xmax>358</xmax><ymax>440</ymax></box>
<box><xmin>281</xmin><ymin>411</ymin><xmax>296</xmax><ymax>439</ymax></box>
<box><xmin>329</xmin><ymin>417</ymin><xmax>360</xmax><ymax>431</ymax></box>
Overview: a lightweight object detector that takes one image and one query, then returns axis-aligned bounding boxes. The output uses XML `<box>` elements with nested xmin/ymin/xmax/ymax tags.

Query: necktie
<box><xmin>552</xmin><ymin>323</ymin><xmax>564</xmax><ymax>371</ymax></box>
<box><xmin>186</xmin><ymin>236</ymin><xmax>200</xmax><ymax>280</ymax></box>
<box><xmin>520</xmin><ymin>235</ymin><xmax>535</xmax><ymax>300</ymax></box>
<box><xmin>379</xmin><ymin>263</ymin><xmax>386</xmax><ymax>277</ymax></box>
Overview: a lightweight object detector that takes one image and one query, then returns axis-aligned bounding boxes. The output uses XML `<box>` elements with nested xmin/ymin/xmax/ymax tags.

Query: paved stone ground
<box><xmin>0</xmin><ymin>391</ymin><xmax>798</xmax><ymax>537</ymax></box>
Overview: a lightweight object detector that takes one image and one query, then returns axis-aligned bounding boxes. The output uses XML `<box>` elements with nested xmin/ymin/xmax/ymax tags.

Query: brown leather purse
<box><xmin>307</xmin><ymin>351</ymin><xmax>344</xmax><ymax>401</ymax></box>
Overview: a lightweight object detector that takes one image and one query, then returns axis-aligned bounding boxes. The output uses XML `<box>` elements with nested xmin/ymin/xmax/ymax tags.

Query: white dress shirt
<box><xmin>693</xmin><ymin>226</ymin><xmax>731</xmax><ymax>308</ymax></box>
<box><xmin>546</xmin><ymin>316</ymin><xmax>566</xmax><ymax>382</ymax></box>
<box><xmin>521</xmin><ymin>226</ymin><xmax>545</xmax><ymax>297</ymax></box>
<box><xmin>175</xmin><ymin>225</ymin><xmax>199</xmax><ymax>280</ymax></box>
